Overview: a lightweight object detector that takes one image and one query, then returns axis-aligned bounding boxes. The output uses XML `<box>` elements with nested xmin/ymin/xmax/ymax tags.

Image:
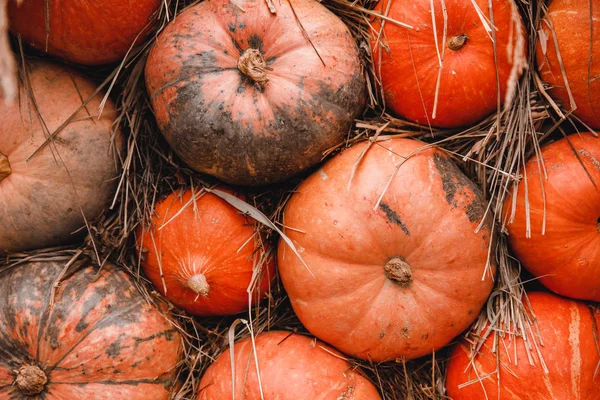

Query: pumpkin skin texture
<box><xmin>0</xmin><ymin>60</ymin><xmax>123</xmax><ymax>254</ymax></box>
<box><xmin>536</xmin><ymin>0</ymin><xmax>600</xmax><ymax>129</ymax></box>
<box><xmin>373</xmin><ymin>0</ymin><xmax>526</xmax><ymax>128</ymax></box>
<box><xmin>277</xmin><ymin>138</ymin><xmax>495</xmax><ymax>362</ymax></box>
<box><xmin>0</xmin><ymin>260</ymin><xmax>182</xmax><ymax>399</ymax></box>
<box><xmin>8</xmin><ymin>0</ymin><xmax>161</xmax><ymax>65</ymax></box>
<box><xmin>137</xmin><ymin>189</ymin><xmax>275</xmax><ymax>317</ymax></box>
<box><xmin>446</xmin><ymin>292</ymin><xmax>600</xmax><ymax>399</ymax></box>
<box><xmin>504</xmin><ymin>133</ymin><xmax>600</xmax><ymax>302</ymax></box>
<box><xmin>197</xmin><ymin>331</ymin><xmax>381</xmax><ymax>399</ymax></box>
<box><xmin>145</xmin><ymin>0</ymin><xmax>366</xmax><ymax>186</ymax></box>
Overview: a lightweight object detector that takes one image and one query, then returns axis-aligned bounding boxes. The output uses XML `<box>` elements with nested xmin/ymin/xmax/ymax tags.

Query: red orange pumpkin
<box><xmin>373</xmin><ymin>0</ymin><xmax>526</xmax><ymax>128</ymax></box>
<box><xmin>145</xmin><ymin>0</ymin><xmax>366</xmax><ymax>186</ymax></box>
<box><xmin>137</xmin><ymin>189</ymin><xmax>274</xmax><ymax>316</ymax></box>
<box><xmin>8</xmin><ymin>0</ymin><xmax>161</xmax><ymax>65</ymax></box>
<box><xmin>197</xmin><ymin>331</ymin><xmax>381</xmax><ymax>399</ymax></box>
<box><xmin>504</xmin><ymin>133</ymin><xmax>600</xmax><ymax>302</ymax></box>
<box><xmin>0</xmin><ymin>258</ymin><xmax>182</xmax><ymax>399</ymax></box>
<box><xmin>277</xmin><ymin>138</ymin><xmax>495</xmax><ymax>361</ymax></box>
<box><xmin>536</xmin><ymin>0</ymin><xmax>600</xmax><ymax>128</ymax></box>
<box><xmin>0</xmin><ymin>60</ymin><xmax>123</xmax><ymax>253</ymax></box>
<box><xmin>446</xmin><ymin>292</ymin><xmax>600</xmax><ymax>399</ymax></box>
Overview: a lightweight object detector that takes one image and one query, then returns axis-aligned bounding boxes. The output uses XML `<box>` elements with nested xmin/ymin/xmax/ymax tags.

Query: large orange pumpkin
<box><xmin>446</xmin><ymin>292</ymin><xmax>600</xmax><ymax>399</ymax></box>
<box><xmin>0</xmin><ymin>258</ymin><xmax>182</xmax><ymax>399</ymax></box>
<box><xmin>277</xmin><ymin>138</ymin><xmax>495</xmax><ymax>362</ymax></box>
<box><xmin>137</xmin><ymin>189</ymin><xmax>275</xmax><ymax>316</ymax></box>
<box><xmin>0</xmin><ymin>60</ymin><xmax>123</xmax><ymax>253</ymax></box>
<box><xmin>504</xmin><ymin>133</ymin><xmax>600</xmax><ymax>302</ymax></box>
<box><xmin>373</xmin><ymin>0</ymin><xmax>526</xmax><ymax>128</ymax></box>
<box><xmin>536</xmin><ymin>0</ymin><xmax>600</xmax><ymax>129</ymax></box>
<box><xmin>197</xmin><ymin>331</ymin><xmax>381</xmax><ymax>399</ymax></box>
<box><xmin>8</xmin><ymin>0</ymin><xmax>161</xmax><ymax>65</ymax></box>
<box><xmin>145</xmin><ymin>0</ymin><xmax>366</xmax><ymax>186</ymax></box>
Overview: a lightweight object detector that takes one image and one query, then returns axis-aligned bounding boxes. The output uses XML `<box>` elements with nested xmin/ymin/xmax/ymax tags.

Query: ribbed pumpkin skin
<box><xmin>277</xmin><ymin>138</ymin><xmax>495</xmax><ymax>362</ymax></box>
<box><xmin>0</xmin><ymin>260</ymin><xmax>182</xmax><ymax>399</ymax></box>
<box><xmin>197</xmin><ymin>331</ymin><xmax>382</xmax><ymax>399</ymax></box>
<box><xmin>145</xmin><ymin>0</ymin><xmax>366</xmax><ymax>186</ymax></box>
<box><xmin>536</xmin><ymin>0</ymin><xmax>600</xmax><ymax>129</ymax></box>
<box><xmin>8</xmin><ymin>0</ymin><xmax>161</xmax><ymax>65</ymax></box>
<box><xmin>0</xmin><ymin>60</ymin><xmax>123</xmax><ymax>253</ymax></box>
<box><xmin>138</xmin><ymin>189</ymin><xmax>275</xmax><ymax>316</ymax></box>
<box><xmin>373</xmin><ymin>0</ymin><xmax>526</xmax><ymax>128</ymax></box>
<box><xmin>504</xmin><ymin>133</ymin><xmax>600</xmax><ymax>302</ymax></box>
<box><xmin>446</xmin><ymin>292</ymin><xmax>600</xmax><ymax>399</ymax></box>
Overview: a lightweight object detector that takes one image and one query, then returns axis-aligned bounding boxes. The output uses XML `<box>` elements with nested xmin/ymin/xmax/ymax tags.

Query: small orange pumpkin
<box><xmin>278</xmin><ymin>138</ymin><xmax>495</xmax><ymax>361</ymax></box>
<box><xmin>197</xmin><ymin>331</ymin><xmax>382</xmax><ymax>399</ymax></box>
<box><xmin>446</xmin><ymin>292</ymin><xmax>600</xmax><ymax>399</ymax></box>
<box><xmin>137</xmin><ymin>188</ymin><xmax>274</xmax><ymax>316</ymax></box>
<box><xmin>504</xmin><ymin>133</ymin><xmax>600</xmax><ymax>302</ymax></box>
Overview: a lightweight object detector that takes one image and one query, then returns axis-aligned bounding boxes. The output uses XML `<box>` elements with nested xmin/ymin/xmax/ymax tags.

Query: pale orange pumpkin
<box><xmin>278</xmin><ymin>138</ymin><xmax>495</xmax><ymax>361</ymax></box>
<box><xmin>446</xmin><ymin>292</ymin><xmax>600</xmax><ymax>399</ymax></box>
<box><xmin>197</xmin><ymin>331</ymin><xmax>382</xmax><ymax>399</ymax></box>
<box><xmin>137</xmin><ymin>188</ymin><xmax>274</xmax><ymax>316</ymax></box>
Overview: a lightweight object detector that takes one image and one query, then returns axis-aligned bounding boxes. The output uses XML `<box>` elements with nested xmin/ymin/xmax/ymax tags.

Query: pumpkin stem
<box><xmin>238</xmin><ymin>48</ymin><xmax>268</xmax><ymax>88</ymax></box>
<box><xmin>186</xmin><ymin>274</ymin><xmax>210</xmax><ymax>297</ymax></box>
<box><xmin>384</xmin><ymin>257</ymin><xmax>413</xmax><ymax>288</ymax></box>
<box><xmin>14</xmin><ymin>365</ymin><xmax>47</xmax><ymax>396</ymax></box>
<box><xmin>0</xmin><ymin>152</ymin><xmax>11</xmax><ymax>182</ymax></box>
<box><xmin>447</xmin><ymin>34</ymin><xmax>468</xmax><ymax>51</ymax></box>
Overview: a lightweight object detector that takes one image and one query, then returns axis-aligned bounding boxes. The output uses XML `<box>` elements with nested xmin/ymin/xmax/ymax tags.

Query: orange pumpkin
<box><xmin>8</xmin><ymin>0</ymin><xmax>161</xmax><ymax>65</ymax></box>
<box><xmin>446</xmin><ymin>292</ymin><xmax>600</xmax><ymax>399</ymax></box>
<box><xmin>145</xmin><ymin>0</ymin><xmax>366</xmax><ymax>186</ymax></box>
<box><xmin>0</xmin><ymin>259</ymin><xmax>182</xmax><ymax>399</ymax></box>
<box><xmin>504</xmin><ymin>133</ymin><xmax>600</xmax><ymax>302</ymax></box>
<box><xmin>0</xmin><ymin>60</ymin><xmax>123</xmax><ymax>253</ymax></box>
<box><xmin>137</xmin><ymin>189</ymin><xmax>275</xmax><ymax>316</ymax></box>
<box><xmin>197</xmin><ymin>331</ymin><xmax>381</xmax><ymax>399</ymax></box>
<box><xmin>536</xmin><ymin>0</ymin><xmax>600</xmax><ymax>128</ymax></box>
<box><xmin>277</xmin><ymin>138</ymin><xmax>495</xmax><ymax>361</ymax></box>
<box><xmin>372</xmin><ymin>0</ymin><xmax>526</xmax><ymax>128</ymax></box>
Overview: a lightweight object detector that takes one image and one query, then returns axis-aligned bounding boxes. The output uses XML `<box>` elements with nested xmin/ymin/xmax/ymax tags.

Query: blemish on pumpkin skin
<box><xmin>432</xmin><ymin>153</ymin><xmax>487</xmax><ymax>224</ymax></box>
<box><xmin>379</xmin><ymin>202</ymin><xmax>410</xmax><ymax>236</ymax></box>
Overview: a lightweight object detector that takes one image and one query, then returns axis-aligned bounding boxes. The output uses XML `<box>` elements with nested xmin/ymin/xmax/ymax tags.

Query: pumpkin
<box><xmin>145</xmin><ymin>0</ymin><xmax>366</xmax><ymax>186</ymax></box>
<box><xmin>0</xmin><ymin>258</ymin><xmax>182</xmax><ymax>399</ymax></box>
<box><xmin>8</xmin><ymin>0</ymin><xmax>161</xmax><ymax>65</ymax></box>
<box><xmin>137</xmin><ymin>188</ymin><xmax>275</xmax><ymax>317</ymax></box>
<box><xmin>446</xmin><ymin>292</ymin><xmax>600</xmax><ymax>399</ymax></box>
<box><xmin>536</xmin><ymin>0</ymin><xmax>600</xmax><ymax>129</ymax></box>
<box><xmin>277</xmin><ymin>138</ymin><xmax>495</xmax><ymax>361</ymax></box>
<box><xmin>504</xmin><ymin>133</ymin><xmax>600</xmax><ymax>301</ymax></box>
<box><xmin>0</xmin><ymin>60</ymin><xmax>123</xmax><ymax>254</ymax></box>
<box><xmin>197</xmin><ymin>331</ymin><xmax>381</xmax><ymax>399</ymax></box>
<box><xmin>372</xmin><ymin>0</ymin><xmax>526</xmax><ymax>128</ymax></box>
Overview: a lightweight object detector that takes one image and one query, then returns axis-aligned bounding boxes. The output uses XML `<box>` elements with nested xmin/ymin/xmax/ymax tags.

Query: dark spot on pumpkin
<box><xmin>379</xmin><ymin>202</ymin><xmax>410</xmax><ymax>235</ymax></box>
<box><xmin>379</xmin><ymin>332</ymin><xmax>385</xmax><ymax>338</ymax></box>
<box><xmin>106</xmin><ymin>335</ymin><xmax>126</xmax><ymax>359</ymax></box>
<box><xmin>421</xmin><ymin>333</ymin><xmax>429</xmax><ymax>340</ymax></box>
<box><xmin>247</xmin><ymin>34</ymin><xmax>263</xmax><ymax>52</ymax></box>
<box><xmin>227</xmin><ymin>23</ymin><xmax>236</xmax><ymax>33</ymax></box>
<box><xmin>433</xmin><ymin>153</ymin><xmax>487</xmax><ymax>224</ymax></box>
<box><xmin>238</xmin><ymin>22</ymin><xmax>246</xmax><ymax>29</ymax></box>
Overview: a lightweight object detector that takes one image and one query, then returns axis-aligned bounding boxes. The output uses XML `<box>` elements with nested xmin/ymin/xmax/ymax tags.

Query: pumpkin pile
<box><xmin>1</xmin><ymin>0</ymin><xmax>599</xmax><ymax>398</ymax></box>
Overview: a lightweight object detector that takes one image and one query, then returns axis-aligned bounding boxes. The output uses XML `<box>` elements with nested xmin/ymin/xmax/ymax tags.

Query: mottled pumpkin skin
<box><xmin>373</xmin><ymin>0</ymin><xmax>526</xmax><ymax>128</ymax></box>
<box><xmin>138</xmin><ymin>189</ymin><xmax>275</xmax><ymax>317</ymax></box>
<box><xmin>8</xmin><ymin>0</ymin><xmax>161</xmax><ymax>65</ymax></box>
<box><xmin>197</xmin><ymin>331</ymin><xmax>381</xmax><ymax>399</ymax></box>
<box><xmin>446</xmin><ymin>292</ymin><xmax>600</xmax><ymax>399</ymax></box>
<box><xmin>145</xmin><ymin>0</ymin><xmax>366</xmax><ymax>186</ymax></box>
<box><xmin>504</xmin><ymin>133</ymin><xmax>600</xmax><ymax>302</ymax></box>
<box><xmin>536</xmin><ymin>0</ymin><xmax>600</xmax><ymax>129</ymax></box>
<box><xmin>278</xmin><ymin>138</ymin><xmax>495</xmax><ymax>362</ymax></box>
<box><xmin>0</xmin><ymin>60</ymin><xmax>123</xmax><ymax>254</ymax></box>
<box><xmin>0</xmin><ymin>260</ymin><xmax>182</xmax><ymax>399</ymax></box>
